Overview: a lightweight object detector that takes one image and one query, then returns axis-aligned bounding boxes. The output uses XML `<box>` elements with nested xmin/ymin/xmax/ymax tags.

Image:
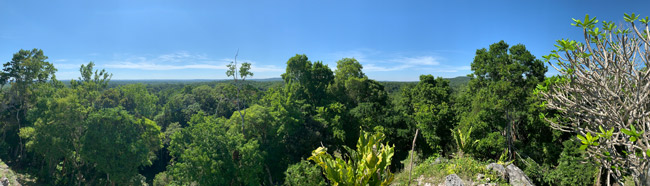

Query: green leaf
<box><xmin>622</xmin><ymin>129</ymin><xmax>633</xmax><ymax>136</ymax></box>
<box><xmin>580</xmin><ymin>144</ymin><xmax>588</xmax><ymax>150</ymax></box>
<box><xmin>624</xmin><ymin>13</ymin><xmax>640</xmax><ymax>23</ymax></box>
<box><xmin>631</xmin><ymin>136</ymin><xmax>637</xmax><ymax>142</ymax></box>
<box><xmin>577</xmin><ymin>134</ymin><xmax>588</xmax><ymax>144</ymax></box>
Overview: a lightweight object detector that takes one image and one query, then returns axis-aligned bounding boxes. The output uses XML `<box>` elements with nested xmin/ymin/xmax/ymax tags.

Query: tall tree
<box><xmin>402</xmin><ymin>75</ymin><xmax>454</xmax><ymax>154</ymax></box>
<box><xmin>458</xmin><ymin>41</ymin><xmax>547</xmax><ymax>159</ymax></box>
<box><xmin>226</xmin><ymin>50</ymin><xmax>254</xmax><ymax>133</ymax></box>
<box><xmin>167</xmin><ymin>112</ymin><xmax>263</xmax><ymax>185</ymax></box>
<box><xmin>81</xmin><ymin>108</ymin><xmax>163</xmax><ymax>185</ymax></box>
<box><xmin>0</xmin><ymin>48</ymin><xmax>57</xmax><ymax>162</ymax></box>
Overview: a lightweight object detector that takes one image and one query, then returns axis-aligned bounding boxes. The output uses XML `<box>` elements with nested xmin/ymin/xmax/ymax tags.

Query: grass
<box><xmin>392</xmin><ymin>155</ymin><xmax>509</xmax><ymax>186</ymax></box>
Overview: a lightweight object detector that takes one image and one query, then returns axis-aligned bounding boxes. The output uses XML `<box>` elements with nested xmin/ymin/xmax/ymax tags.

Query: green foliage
<box><xmin>457</xmin><ymin>40</ymin><xmax>549</xmax><ymax>159</ymax></box>
<box><xmin>74</xmin><ymin>62</ymin><xmax>112</xmax><ymax>90</ymax></box>
<box><xmin>81</xmin><ymin>108</ymin><xmax>163</xmax><ymax>184</ymax></box>
<box><xmin>0</xmin><ymin>48</ymin><xmax>58</xmax><ymax>164</ymax></box>
<box><xmin>523</xmin><ymin>140</ymin><xmax>599</xmax><ymax>186</ymax></box>
<box><xmin>283</xmin><ymin>160</ymin><xmax>327</xmax><ymax>186</ymax></box>
<box><xmin>309</xmin><ymin>131</ymin><xmax>395</xmax><ymax>186</ymax></box>
<box><xmin>576</xmin><ymin>133</ymin><xmax>599</xmax><ymax>150</ymax></box>
<box><xmin>451</xmin><ymin>127</ymin><xmax>478</xmax><ymax>158</ymax></box>
<box><xmin>394</xmin><ymin>155</ymin><xmax>507</xmax><ymax>185</ymax></box>
<box><xmin>0</xmin><ymin>49</ymin><xmax>583</xmax><ymax>185</ymax></box>
<box><xmin>412</xmin><ymin>75</ymin><xmax>454</xmax><ymax>153</ymax></box>
<box><xmin>166</xmin><ymin>113</ymin><xmax>263</xmax><ymax>185</ymax></box>
<box><xmin>153</xmin><ymin>172</ymin><xmax>173</xmax><ymax>186</ymax></box>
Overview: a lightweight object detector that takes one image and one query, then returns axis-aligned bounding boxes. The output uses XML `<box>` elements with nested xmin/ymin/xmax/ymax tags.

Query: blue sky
<box><xmin>1</xmin><ymin>0</ymin><xmax>649</xmax><ymax>81</ymax></box>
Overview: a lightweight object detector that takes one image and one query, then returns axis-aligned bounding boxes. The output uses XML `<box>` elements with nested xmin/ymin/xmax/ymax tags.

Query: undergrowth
<box><xmin>393</xmin><ymin>153</ymin><xmax>509</xmax><ymax>185</ymax></box>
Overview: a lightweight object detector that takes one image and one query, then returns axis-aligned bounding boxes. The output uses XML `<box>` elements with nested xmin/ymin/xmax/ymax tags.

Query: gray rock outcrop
<box><xmin>486</xmin><ymin>163</ymin><xmax>507</xmax><ymax>180</ymax></box>
<box><xmin>506</xmin><ymin>164</ymin><xmax>534</xmax><ymax>186</ymax></box>
<box><xmin>443</xmin><ymin>174</ymin><xmax>464</xmax><ymax>186</ymax></box>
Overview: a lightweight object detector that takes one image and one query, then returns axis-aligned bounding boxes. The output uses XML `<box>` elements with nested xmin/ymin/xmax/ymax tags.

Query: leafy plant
<box><xmin>451</xmin><ymin>126</ymin><xmax>478</xmax><ymax>158</ymax></box>
<box><xmin>309</xmin><ymin>131</ymin><xmax>395</xmax><ymax>186</ymax></box>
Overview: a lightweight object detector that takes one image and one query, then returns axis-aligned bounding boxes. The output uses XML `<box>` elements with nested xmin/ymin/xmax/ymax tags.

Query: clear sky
<box><xmin>1</xmin><ymin>0</ymin><xmax>649</xmax><ymax>81</ymax></box>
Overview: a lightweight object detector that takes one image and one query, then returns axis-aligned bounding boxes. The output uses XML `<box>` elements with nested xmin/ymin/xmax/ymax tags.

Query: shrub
<box><xmin>283</xmin><ymin>160</ymin><xmax>326</xmax><ymax>186</ymax></box>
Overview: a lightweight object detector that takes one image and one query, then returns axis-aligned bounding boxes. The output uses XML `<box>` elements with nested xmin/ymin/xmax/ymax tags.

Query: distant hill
<box><xmin>447</xmin><ymin>76</ymin><xmax>471</xmax><ymax>90</ymax></box>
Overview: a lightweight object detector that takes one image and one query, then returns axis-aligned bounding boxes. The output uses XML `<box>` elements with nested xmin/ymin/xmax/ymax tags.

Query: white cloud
<box><xmin>251</xmin><ymin>64</ymin><xmax>284</xmax><ymax>72</ymax></box>
<box><xmin>107</xmin><ymin>62</ymin><xmax>228</xmax><ymax>70</ymax></box>
<box><xmin>421</xmin><ymin>65</ymin><xmax>471</xmax><ymax>73</ymax></box>
<box><xmin>104</xmin><ymin>52</ymin><xmax>283</xmax><ymax>72</ymax></box>
<box><xmin>395</xmin><ymin>56</ymin><xmax>440</xmax><ymax>66</ymax></box>
<box><xmin>330</xmin><ymin>50</ymin><xmax>444</xmax><ymax>72</ymax></box>
<box><xmin>364</xmin><ymin>64</ymin><xmax>412</xmax><ymax>72</ymax></box>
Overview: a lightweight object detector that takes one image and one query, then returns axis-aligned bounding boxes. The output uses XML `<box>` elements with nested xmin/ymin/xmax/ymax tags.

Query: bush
<box><xmin>544</xmin><ymin>140</ymin><xmax>598</xmax><ymax>186</ymax></box>
<box><xmin>283</xmin><ymin>160</ymin><xmax>326</xmax><ymax>186</ymax></box>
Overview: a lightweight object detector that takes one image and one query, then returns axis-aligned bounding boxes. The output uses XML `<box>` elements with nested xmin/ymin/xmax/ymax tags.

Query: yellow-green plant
<box><xmin>308</xmin><ymin>131</ymin><xmax>395</xmax><ymax>186</ymax></box>
<box><xmin>452</xmin><ymin>126</ymin><xmax>478</xmax><ymax>158</ymax></box>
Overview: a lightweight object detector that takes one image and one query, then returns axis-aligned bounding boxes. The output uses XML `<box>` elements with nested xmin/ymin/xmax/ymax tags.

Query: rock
<box><xmin>476</xmin><ymin>173</ymin><xmax>484</xmax><ymax>181</ymax></box>
<box><xmin>506</xmin><ymin>164</ymin><xmax>534</xmax><ymax>186</ymax></box>
<box><xmin>486</xmin><ymin>163</ymin><xmax>507</xmax><ymax>181</ymax></box>
<box><xmin>434</xmin><ymin>156</ymin><xmax>447</xmax><ymax>165</ymax></box>
<box><xmin>443</xmin><ymin>174</ymin><xmax>464</xmax><ymax>186</ymax></box>
<box><xmin>1</xmin><ymin>177</ymin><xmax>8</xmax><ymax>186</ymax></box>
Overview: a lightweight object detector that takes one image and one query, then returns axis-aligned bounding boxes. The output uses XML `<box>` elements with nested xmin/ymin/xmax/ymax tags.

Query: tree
<box><xmin>457</xmin><ymin>40</ymin><xmax>547</xmax><ymax>159</ymax></box>
<box><xmin>0</xmin><ymin>49</ymin><xmax>57</xmax><ymax>161</ymax></box>
<box><xmin>20</xmin><ymin>62</ymin><xmax>118</xmax><ymax>185</ymax></box>
<box><xmin>309</xmin><ymin>131</ymin><xmax>395</xmax><ymax>186</ymax></box>
<box><xmin>116</xmin><ymin>84</ymin><xmax>158</xmax><ymax>119</ymax></box>
<box><xmin>226</xmin><ymin>50</ymin><xmax>254</xmax><ymax>133</ymax></box>
<box><xmin>167</xmin><ymin>112</ymin><xmax>263</xmax><ymax>185</ymax></box>
<box><xmin>403</xmin><ymin>75</ymin><xmax>454</xmax><ymax>153</ymax></box>
<box><xmin>81</xmin><ymin>108</ymin><xmax>163</xmax><ymax>184</ymax></box>
<box><xmin>539</xmin><ymin>13</ymin><xmax>650</xmax><ymax>185</ymax></box>
<box><xmin>227</xmin><ymin>104</ymin><xmax>284</xmax><ymax>185</ymax></box>
<box><xmin>74</xmin><ymin>62</ymin><xmax>112</xmax><ymax>91</ymax></box>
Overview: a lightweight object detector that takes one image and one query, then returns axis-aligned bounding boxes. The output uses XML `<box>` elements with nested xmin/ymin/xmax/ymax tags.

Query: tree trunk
<box><xmin>407</xmin><ymin>129</ymin><xmax>419</xmax><ymax>186</ymax></box>
<box><xmin>265</xmin><ymin>164</ymin><xmax>274</xmax><ymax>185</ymax></box>
<box><xmin>637</xmin><ymin>169</ymin><xmax>650</xmax><ymax>186</ymax></box>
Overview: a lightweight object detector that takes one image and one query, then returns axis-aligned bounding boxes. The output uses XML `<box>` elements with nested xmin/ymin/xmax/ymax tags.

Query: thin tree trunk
<box><xmin>607</xmin><ymin>170</ymin><xmax>611</xmax><ymax>186</ymax></box>
<box><xmin>594</xmin><ymin>166</ymin><xmax>601</xmax><ymax>186</ymax></box>
<box><xmin>407</xmin><ymin>129</ymin><xmax>419</xmax><ymax>186</ymax></box>
<box><xmin>265</xmin><ymin>164</ymin><xmax>274</xmax><ymax>185</ymax></box>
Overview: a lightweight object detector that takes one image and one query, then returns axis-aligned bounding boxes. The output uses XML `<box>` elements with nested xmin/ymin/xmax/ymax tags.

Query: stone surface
<box><xmin>506</xmin><ymin>164</ymin><xmax>535</xmax><ymax>186</ymax></box>
<box><xmin>434</xmin><ymin>156</ymin><xmax>447</xmax><ymax>165</ymax></box>
<box><xmin>486</xmin><ymin>163</ymin><xmax>508</xmax><ymax>180</ymax></box>
<box><xmin>443</xmin><ymin>174</ymin><xmax>464</xmax><ymax>186</ymax></box>
<box><xmin>476</xmin><ymin>173</ymin><xmax>484</xmax><ymax>181</ymax></box>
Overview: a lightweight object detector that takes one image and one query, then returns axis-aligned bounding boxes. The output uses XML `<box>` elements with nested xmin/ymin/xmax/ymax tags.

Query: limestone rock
<box><xmin>506</xmin><ymin>164</ymin><xmax>534</xmax><ymax>186</ymax></box>
<box><xmin>443</xmin><ymin>174</ymin><xmax>464</xmax><ymax>186</ymax></box>
<box><xmin>486</xmin><ymin>163</ymin><xmax>507</xmax><ymax>180</ymax></box>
